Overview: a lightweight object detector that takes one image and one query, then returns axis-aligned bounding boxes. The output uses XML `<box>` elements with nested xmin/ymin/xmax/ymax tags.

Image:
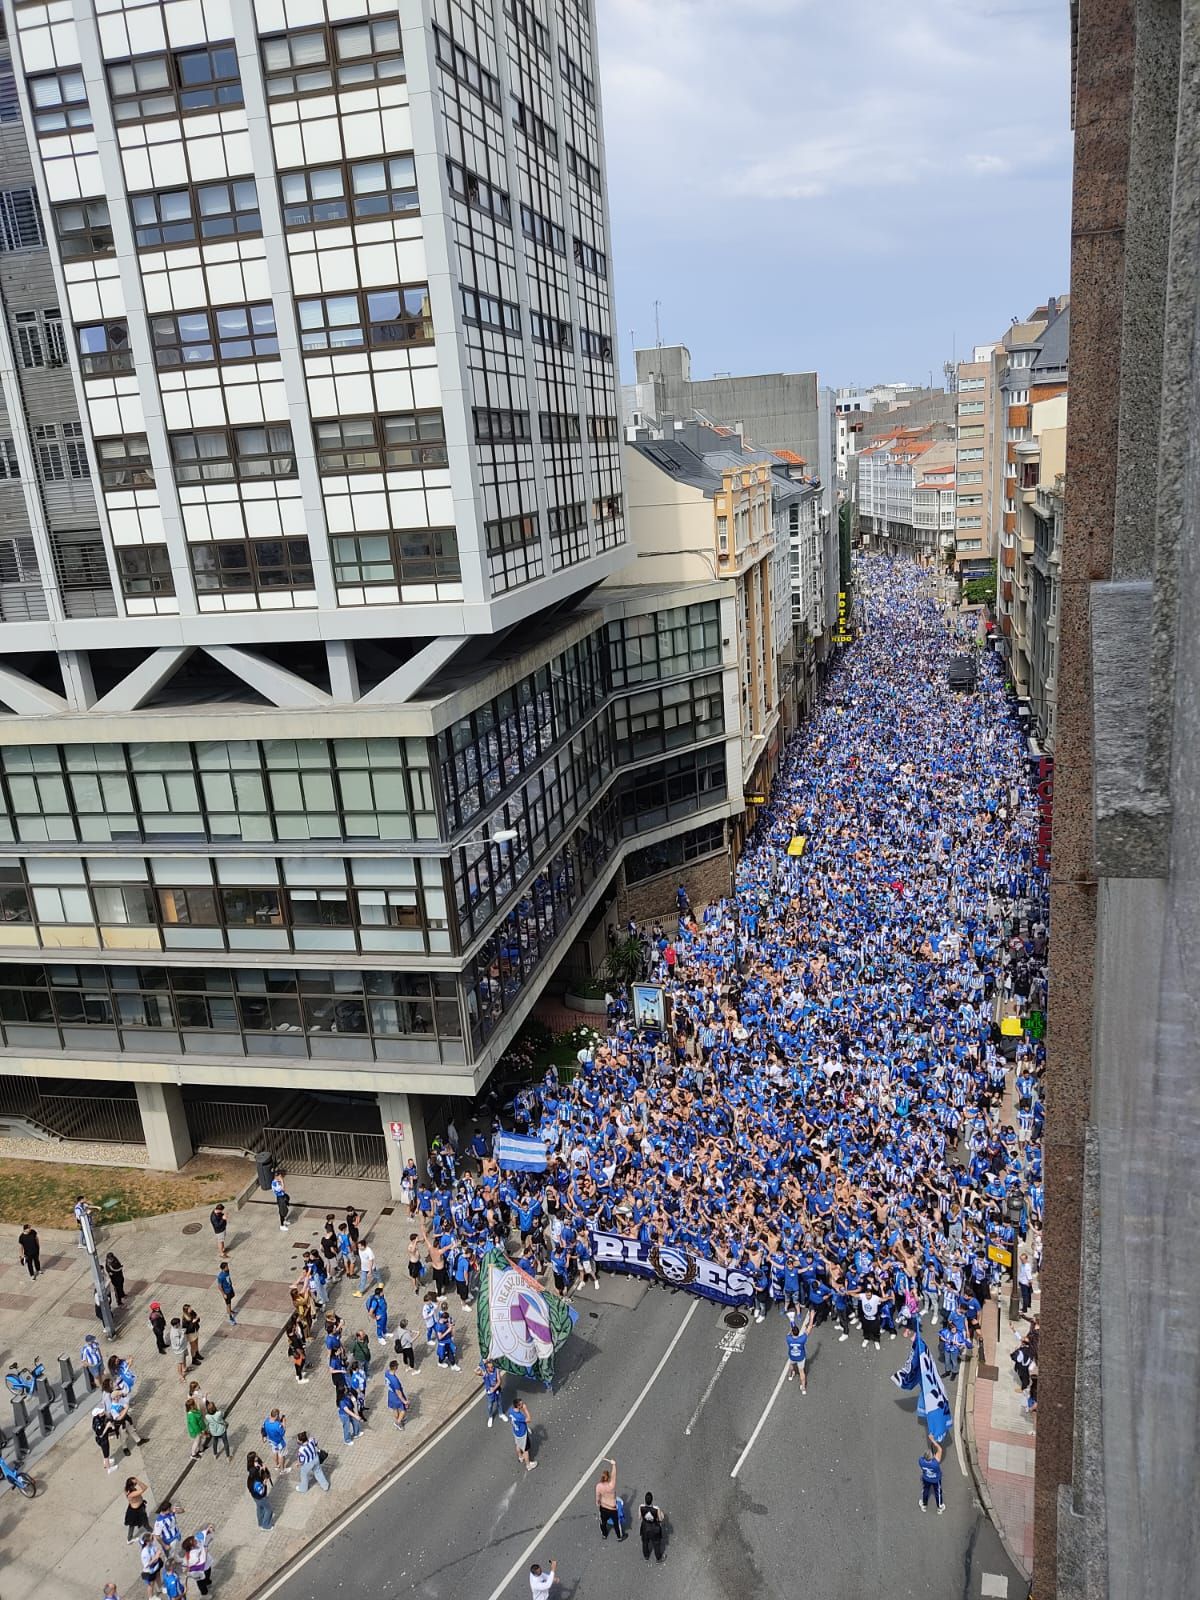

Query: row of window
<box><xmin>0</xmin><ymin>737</ymin><xmax>438</xmax><ymax>848</ymax></box>
<box><xmin>612</xmin><ymin>673</ymin><xmax>725</xmax><ymax>763</ymax></box>
<box><xmin>0</xmin><ymin>963</ymin><xmax>465</xmax><ymax>1065</ymax></box>
<box><xmin>624</xmin><ymin>818</ymin><xmax>727</xmax><ymax>887</ymax></box>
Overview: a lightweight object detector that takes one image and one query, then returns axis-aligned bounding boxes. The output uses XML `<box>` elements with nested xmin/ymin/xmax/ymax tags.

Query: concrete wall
<box><xmin>613</xmin><ymin>449</ymin><xmax>715</xmax><ymax>584</ymax></box>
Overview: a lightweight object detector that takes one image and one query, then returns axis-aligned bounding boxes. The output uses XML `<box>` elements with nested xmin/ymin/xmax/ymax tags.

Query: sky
<box><xmin>595</xmin><ymin>0</ymin><xmax>1073</xmax><ymax>391</ymax></box>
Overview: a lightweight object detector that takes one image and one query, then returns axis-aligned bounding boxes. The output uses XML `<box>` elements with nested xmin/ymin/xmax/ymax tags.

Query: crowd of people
<box><xmin>403</xmin><ymin>562</ymin><xmax>1047</xmax><ymax>1409</ymax></box>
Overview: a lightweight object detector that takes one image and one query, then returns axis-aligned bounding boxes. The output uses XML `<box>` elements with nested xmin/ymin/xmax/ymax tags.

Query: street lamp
<box><xmin>1006</xmin><ymin>1189</ymin><xmax>1025</xmax><ymax>1324</ymax></box>
<box><xmin>80</xmin><ymin>1208</ymin><xmax>115</xmax><ymax>1339</ymax></box>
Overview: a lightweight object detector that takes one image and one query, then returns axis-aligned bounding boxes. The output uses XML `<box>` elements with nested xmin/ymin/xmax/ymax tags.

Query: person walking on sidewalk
<box><xmin>366</xmin><ymin>1283</ymin><xmax>389</xmax><ymax>1347</ymax></box>
<box><xmin>17</xmin><ymin>1222</ymin><xmax>40</xmax><ymax>1279</ymax></box>
<box><xmin>337</xmin><ymin>1387</ymin><xmax>363</xmax><ymax>1445</ymax></box>
<box><xmin>92</xmin><ymin>1403</ymin><xmax>118</xmax><ymax>1473</ymax></box>
<box><xmin>246</xmin><ymin>1452</ymin><xmax>273</xmax><ymax>1530</ymax></box>
<box><xmin>137</xmin><ymin>1532</ymin><xmax>165</xmax><ymax>1597</ymax></box>
<box><xmin>215</xmin><ymin>1264</ymin><xmax>238</xmax><ymax>1326</ymax></box>
<box><xmin>153</xmin><ymin>1502</ymin><xmax>184</xmax><ymax>1560</ymax></box>
<box><xmin>261</xmin><ymin>1407</ymin><xmax>289</xmax><ymax>1471</ymax></box>
<box><xmin>296</xmin><ymin>1431</ymin><xmax>329</xmax><ymax>1493</ymax></box>
<box><xmin>786</xmin><ymin>1311</ymin><xmax>815</xmax><ymax>1393</ymax></box>
<box><xmin>385</xmin><ymin>1361</ymin><xmax>409</xmax><ymax>1430</ymax></box>
<box><xmin>355</xmin><ymin>1237</ymin><xmax>377</xmax><ymax>1296</ymax></box>
<box><xmin>185</xmin><ymin>1398</ymin><xmax>208</xmax><ymax>1461</ymax></box>
<box><xmin>595</xmin><ymin>1458</ymin><xmax>624</xmax><ymax>1541</ymax></box>
<box><xmin>477</xmin><ymin>1357</ymin><xmax>505</xmax><ymax>1427</ymax></box>
<box><xmin>105</xmin><ymin>1250</ymin><xmax>126</xmax><ymax>1308</ymax></box>
<box><xmin>204</xmin><ymin>1400</ymin><xmax>230</xmax><ymax>1459</ymax></box>
<box><xmin>433</xmin><ymin>1300</ymin><xmax>461</xmax><ymax>1370</ymax></box>
<box><xmin>123</xmin><ymin>1477</ymin><xmax>151</xmax><ymax>1542</ymax></box>
<box><xmin>638</xmin><ymin>1493</ymin><xmax>666</xmax><ymax>1563</ymax></box>
<box><xmin>209</xmin><ymin>1203</ymin><xmax>229</xmax><ymax>1258</ymax></box>
<box><xmin>407</xmin><ymin>1232</ymin><xmax>424</xmax><ymax>1294</ymax></box>
<box><xmin>349</xmin><ymin>1327</ymin><xmax>372</xmax><ymax>1378</ymax></box>
<box><xmin>271</xmin><ymin>1170</ymin><xmax>290</xmax><ymax>1232</ymax></box>
<box><xmin>180</xmin><ymin>1304</ymin><xmax>202</xmax><ymax>1366</ymax></box>
<box><xmin>1017</xmin><ymin>1251</ymin><xmax>1034</xmax><ymax>1315</ymax></box>
<box><xmin>148</xmin><ymin>1302</ymin><xmax>168</xmax><ymax>1354</ymax></box>
<box><xmin>394</xmin><ymin>1317</ymin><xmax>416</xmax><ymax>1369</ymax></box>
<box><xmin>169</xmin><ymin>1318</ymin><xmax>188</xmax><ymax>1382</ymax></box>
<box><xmin>81</xmin><ymin>1332</ymin><xmax>105</xmax><ymax>1390</ymax></box>
<box><xmin>509</xmin><ymin>1398</ymin><xmax>536</xmax><ymax>1471</ymax></box>
<box><xmin>918</xmin><ymin>1439</ymin><xmax>945</xmax><ymax>1513</ymax></box>
<box><xmin>181</xmin><ymin>1527</ymin><xmax>215</xmax><ymax>1595</ymax></box>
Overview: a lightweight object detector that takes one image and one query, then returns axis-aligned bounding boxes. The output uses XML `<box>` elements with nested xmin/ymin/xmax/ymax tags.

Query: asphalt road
<box><xmin>265</xmin><ymin>1277</ymin><xmax>1024</xmax><ymax>1600</ymax></box>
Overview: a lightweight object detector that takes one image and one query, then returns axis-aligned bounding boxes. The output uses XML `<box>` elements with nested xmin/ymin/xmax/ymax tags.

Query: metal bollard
<box><xmin>8</xmin><ymin>1397</ymin><xmax>30</xmax><ymax>1458</ymax></box>
<box><xmin>34</xmin><ymin>1374</ymin><xmax>54</xmax><ymax>1437</ymax></box>
<box><xmin>58</xmin><ymin>1354</ymin><xmax>79</xmax><ymax>1411</ymax></box>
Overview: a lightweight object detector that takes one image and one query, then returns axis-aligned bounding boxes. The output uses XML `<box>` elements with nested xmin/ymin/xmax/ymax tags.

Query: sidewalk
<box><xmin>0</xmin><ymin>1177</ymin><xmax>483</xmax><ymax>1600</ymax></box>
<box><xmin>967</xmin><ymin>1296</ymin><xmax>1036</xmax><ymax>1577</ymax></box>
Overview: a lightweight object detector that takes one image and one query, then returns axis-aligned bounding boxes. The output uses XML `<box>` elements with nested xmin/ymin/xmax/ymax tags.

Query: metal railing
<box><xmin>35</xmin><ymin>1093</ymin><xmax>142</xmax><ymax>1144</ymax></box>
<box><xmin>187</xmin><ymin>1099</ymin><xmax>269</xmax><ymax>1154</ymax></box>
<box><xmin>262</xmin><ymin>1125</ymin><xmax>388</xmax><ymax>1182</ymax></box>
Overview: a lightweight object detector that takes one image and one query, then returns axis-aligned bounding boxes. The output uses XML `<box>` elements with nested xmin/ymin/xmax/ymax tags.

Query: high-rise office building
<box><xmin>0</xmin><ymin>1</ymin><xmax>744</xmax><ymax>1181</ymax></box>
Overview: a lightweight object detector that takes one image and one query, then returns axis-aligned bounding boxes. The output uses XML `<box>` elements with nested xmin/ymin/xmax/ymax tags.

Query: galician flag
<box><xmin>475</xmin><ymin>1246</ymin><xmax>576</xmax><ymax>1385</ymax></box>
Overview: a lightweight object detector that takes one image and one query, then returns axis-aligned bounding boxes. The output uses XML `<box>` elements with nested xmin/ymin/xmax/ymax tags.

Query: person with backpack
<box><xmin>638</xmin><ymin>1493</ymin><xmax>666</xmax><ymax>1562</ymax></box>
<box><xmin>246</xmin><ymin>1451</ymin><xmax>273</xmax><ymax>1529</ymax></box>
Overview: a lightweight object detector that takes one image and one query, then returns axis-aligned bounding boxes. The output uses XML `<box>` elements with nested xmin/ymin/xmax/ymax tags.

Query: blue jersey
<box><xmin>510</xmin><ymin>1409</ymin><xmax>529</xmax><ymax>1441</ymax></box>
<box><xmin>786</xmin><ymin>1332</ymin><xmax>809</xmax><ymax>1362</ymax></box>
<box><xmin>918</xmin><ymin>1455</ymin><xmax>943</xmax><ymax>1484</ymax></box>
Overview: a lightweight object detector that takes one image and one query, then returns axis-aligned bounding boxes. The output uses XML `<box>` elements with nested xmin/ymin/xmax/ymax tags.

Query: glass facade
<box><xmin>0</xmin><ymin>964</ymin><xmax>465</xmax><ymax>1065</ymax></box>
<box><xmin>605</xmin><ymin>601</ymin><xmax>721</xmax><ymax>687</ymax></box>
<box><xmin>624</xmin><ymin>819</ymin><xmax>727</xmax><ymax>886</ymax></box>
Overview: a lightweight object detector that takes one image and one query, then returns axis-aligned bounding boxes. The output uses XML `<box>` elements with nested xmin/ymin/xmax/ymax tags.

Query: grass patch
<box><xmin>0</xmin><ymin>1156</ymin><xmax>254</xmax><ymax>1229</ymax></box>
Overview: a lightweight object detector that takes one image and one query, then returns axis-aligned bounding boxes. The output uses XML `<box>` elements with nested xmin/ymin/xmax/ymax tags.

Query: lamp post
<box><xmin>80</xmin><ymin>1208</ymin><xmax>115</xmax><ymax>1340</ymax></box>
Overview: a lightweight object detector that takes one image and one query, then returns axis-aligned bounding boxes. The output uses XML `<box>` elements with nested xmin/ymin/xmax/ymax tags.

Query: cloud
<box><xmin>595</xmin><ymin>0</ymin><xmax>1073</xmax><ymax>380</ymax></box>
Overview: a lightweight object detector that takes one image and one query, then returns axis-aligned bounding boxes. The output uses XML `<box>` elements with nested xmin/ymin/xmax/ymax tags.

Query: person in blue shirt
<box><xmin>337</xmin><ymin>1388</ymin><xmax>362</xmax><ymax>1444</ymax></box>
<box><xmin>365</xmin><ymin>1285</ymin><xmax>389</xmax><ymax>1347</ymax></box>
<box><xmin>785</xmin><ymin>1310</ymin><xmax>816</xmax><ymax>1393</ymax></box>
<box><xmin>434</xmin><ymin>1302</ymin><xmax>461</xmax><ymax>1372</ymax></box>
<box><xmin>270</xmin><ymin>1171</ymin><xmax>290</xmax><ymax>1232</ymax></box>
<box><xmin>385</xmin><ymin>1360</ymin><xmax>409</xmax><ymax>1430</ymax></box>
<box><xmin>477</xmin><ymin>1358</ymin><xmax>506</xmax><ymax>1428</ymax></box>
<box><xmin>918</xmin><ymin>1439</ymin><xmax>945</xmax><ymax>1512</ymax></box>
<box><xmin>260</xmin><ymin>1409</ymin><xmax>287</xmax><ymax>1470</ymax></box>
<box><xmin>509</xmin><ymin>1397</ymin><xmax>536</xmax><ymax>1472</ymax></box>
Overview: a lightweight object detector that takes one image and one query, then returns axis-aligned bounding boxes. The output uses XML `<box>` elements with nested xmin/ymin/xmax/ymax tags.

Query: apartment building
<box><xmin>855</xmin><ymin>425</ymin><xmax>955</xmax><ymax>561</ymax></box>
<box><xmin>953</xmin><ymin>346</ymin><xmax>999</xmax><ymax>574</ymax></box>
<box><xmin>0</xmin><ymin>0</ymin><xmax>742</xmax><ymax>1182</ymax></box>
<box><xmin>1005</xmin><ymin>392</ymin><xmax>1066</xmax><ymax>747</ymax></box>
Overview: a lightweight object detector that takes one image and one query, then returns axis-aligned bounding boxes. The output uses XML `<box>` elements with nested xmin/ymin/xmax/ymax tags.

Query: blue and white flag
<box><xmin>916</xmin><ymin>1334</ymin><xmax>953</xmax><ymax>1443</ymax></box>
<box><xmin>891</xmin><ymin>1336</ymin><xmax>920</xmax><ymax>1392</ymax></box>
<box><xmin>494</xmin><ymin>1131</ymin><xmax>549</xmax><ymax>1172</ymax></box>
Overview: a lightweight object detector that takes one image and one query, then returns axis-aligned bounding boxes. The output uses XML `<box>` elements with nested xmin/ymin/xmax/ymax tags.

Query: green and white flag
<box><xmin>475</xmin><ymin>1246</ymin><xmax>576</xmax><ymax>1385</ymax></box>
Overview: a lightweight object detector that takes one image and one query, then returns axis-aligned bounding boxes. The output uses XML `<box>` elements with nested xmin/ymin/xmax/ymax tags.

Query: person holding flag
<box><xmin>918</xmin><ymin>1439</ymin><xmax>945</xmax><ymax>1513</ymax></box>
<box><xmin>785</xmin><ymin>1310</ymin><xmax>815</xmax><ymax>1393</ymax></box>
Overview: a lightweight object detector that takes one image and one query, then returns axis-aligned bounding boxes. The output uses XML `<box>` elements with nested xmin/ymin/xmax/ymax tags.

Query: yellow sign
<box><xmin>1000</xmin><ymin>1016</ymin><xmax>1023</xmax><ymax>1037</ymax></box>
<box><xmin>987</xmin><ymin>1244</ymin><xmax>1012</xmax><ymax>1268</ymax></box>
<box><xmin>746</xmin><ymin>793</ymin><xmax>767</xmax><ymax>805</ymax></box>
<box><xmin>786</xmin><ymin>835</ymin><xmax>807</xmax><ymax>857</ymax></box>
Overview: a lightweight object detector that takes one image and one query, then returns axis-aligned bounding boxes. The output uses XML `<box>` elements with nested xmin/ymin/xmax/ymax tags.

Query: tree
<box><xmin>603</xmin><ymin>933</ymin><xmax>644</xmax><ymax>990</ymax></box>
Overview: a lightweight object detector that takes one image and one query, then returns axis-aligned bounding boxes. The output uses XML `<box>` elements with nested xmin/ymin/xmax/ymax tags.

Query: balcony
<box><xmin>1003</xmin><ymin>511</ymin><xmax>1017</xmax><ymax>534</ymax></box>
<box><xmin>1002</xmin><ymin>543</ymin><xmax>1015</xmax><ymax>568</ymax></box>
<box><xmin>0</xmin><ymin>583</ymin><xmax>51</xmax><ymax>622</ymax></box>
<box><xmin>1008</xmin><ymin>404</ymin><xmax>1031</xmax><ymax>428</ymax></box>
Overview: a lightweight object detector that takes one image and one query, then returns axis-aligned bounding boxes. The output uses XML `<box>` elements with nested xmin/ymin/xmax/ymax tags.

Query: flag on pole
<box><xmin>890</xmin><ymin>1323</ymin><xmax>953</xmax><ymax>1444</ymax></box>
<box><xmin>475</xmin><ymin>1246</ymin><xmax>576</xmax><ymax>1385</ymax></box>
<box><xmin>494</xmin><ymin>1131</ymin><xmax>549</xmax><ymax>1172</ymax></box>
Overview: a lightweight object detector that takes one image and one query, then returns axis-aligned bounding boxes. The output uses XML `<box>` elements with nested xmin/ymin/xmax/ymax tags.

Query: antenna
<box><xmin>654</xmin><ymin>299</ymin><xmax>662</xmax><ymax>349</ymax></box>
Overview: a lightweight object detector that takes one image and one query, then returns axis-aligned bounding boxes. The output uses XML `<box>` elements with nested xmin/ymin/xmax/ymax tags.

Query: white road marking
<box><xmin>685</xmin><ymin>1345</ymin><xmax>735</xmax><ymax>1435</ymax></box>
<box><xmin>482</xmin><ymin>1297</ymin><xmax>700</xmax><ymax>1600</ymax></box>
<box><xmin>730</xmin><ymin>1362</ymin><xmax>790</xmax><ymax>1478</ymax></box>
<box><xmin>253</xmin><ymin>1393</ymin><xmax>481</xmax><ymax>1599</ymax></box>
<box><xmin>953</xmin><ymin>1358</ymin><xmax>968</xmax><ymax>1477</ymax></box>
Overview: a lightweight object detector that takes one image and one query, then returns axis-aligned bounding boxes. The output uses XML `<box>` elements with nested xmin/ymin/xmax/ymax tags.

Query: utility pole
<box><xmin>80</xmin><ymin>1207</ymin><xmax>115</xmax><ymax>1339</ymax></box>
<box><xmin>654</xmin><ymin>299</ymin><xmax>662</xmax><ymax>349</ymax></box>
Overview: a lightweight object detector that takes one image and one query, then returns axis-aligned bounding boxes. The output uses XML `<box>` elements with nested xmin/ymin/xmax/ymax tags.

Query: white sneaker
<box><xmin>838</xmin><ymin>1333</ymin><xmax>848</xmax><ymax>1342</ymax></box>
<box><xmin>487</xmin><ymin>1417</ymin><xmax>493</xmax><ymax>1428</ymax></box>
<box><xmin>451</xmin><ymin>1364</ymin><xmax>461</xmax><ymax>1372</ymax></box>
<box><xmin>919</xmin><ymin>1500</ymin><xmax>927</xmax><ymax>1513</ymax></box>
<box><xmin>937</xmin><ymin>1504</ymin><xmax>945</xmax><ymax>1515</ymax></box>
<box><xmin>862</xmin><ymin>1339</ymin><xmax>869</xmax><ymax>1348</ymax></box>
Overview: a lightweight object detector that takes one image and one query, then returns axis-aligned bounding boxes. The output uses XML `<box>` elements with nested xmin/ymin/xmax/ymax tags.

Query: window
<box><xmin>151</xmin><ymin>302</ymin><xmax>277</xmax><ymax>368</ymax></box>
<box><xmin>958</xmin><ymin>425</ymin><xmax>984</xmax><ymax>440</ymax></box>
<box><xmin>566</xmin><ymin>143</ymin><xmax>601</xmax><ymax>192</ymax></box>
<box><xmin>521</xmin><ymin>204</ymin><xmax>565</xmax><ymax>254</ymax></box>
<box><xmin>330</xmin><ymin>528</ymin><xmax>460</xmax><ymax>588</ymax></box>
<box><xmin>0</xmin><ymin>865</ymin><xmax>31</xmax><ymax>924</ymax></box>
<box><xmin>512</xmin><ymin>97</ymin><xmax>557</xmax><ymax>154</ymax></box>
<box><xmin>433</xmin><ymin>26</ymin><xmax>500</xmax><ymax>106</ymax></box>
<box><xmin>0</xmin><ymin>63</ymin><xmax>16</xmax><ymax>125</ymax></box>
<box><xmin>474</xmin><ymin>408</ymin><xmax>531</xmax><ymax>445</ymax></box>
<box><xmin>13</xmin><ymin>308</ymin><xmax>66</xmax><ymax>368</ymax></box>
<box><xmin>958</xmin><ymin>377</ymin><xmax>985</xmax><ymax>391</ymax></box>
<box><xmin>295</xmin><ymin>286</ymin><xmax>432</xmax><ymax>353</ymax></box>
<box><xmin>171</xmin><ymin>425</ymin><xmax>296</xmax><ymax>484</ymax></box>
<box><xmin>0</xmin><ymin>439</ymin><xmax>19</xmax><ymax>480</ymax></box>
<box><xmin>1021</xmin><ymin>461</ymin><xmax>1040</xmax><ymax>489</ymax></box>
<box><xmin>262</xmin><ymin>17</ymin><xmax>404</xmax><ymax>97</ymax></box>
<box><xmin>504</xmin><ymin>1</ymin><xmax>550</xmax><ymax>56</ymax></box>
<box><xmin>957</xmin><ymin>494</ymin><xmax>982</xmax><ymax>507</ymax></box>
<box><xmin>958</xmin><ymin>447</ymin><xmax>984</xmax><ymax>462</ymax></box>
<box><xmin>95</xmin><ymin>435</ymin><xmax>153</xmax><ymax>491</ymax></box>
<box><xmin>558</xmin><ymin>48</ymin><xmax>594</xmax><ymax>104</ymax></box>
<box><xmin>27</xmin><ymin>68</ymin><xmax>92</xmax><ymax>132</ymax></box>
<box><xmin>625</xmin><ymin>819</ymin><xmax>725</xmax><ymax>886</ymax></box>
<box><xmin>77</xmin><ymin>320</ymin><xmax>132</xmax><ymax>376</ymax></box>
<box><xmin>108</xmin><ymin>45</ymin><xmax>243</xmax><ymax>121</ymax></box>
<box><xmin>530</xmin><ymin>310</ymin><xmax>572</xmax><ymax>349</ymax></box>
<box><xmin>280</xmin><ymin>155</ymin><xmax>418</xmax><ymax>227</ymax></box>
<box><xmin>446</xmin><ymin>160</ymin><xmax>510</xmax><ymax>223</ymax></box>
<box><xmin>117</xmin><ymin>546</ymin><xmax>174</xmax><ymax>599</ymax></box>
<box><xmin>315</xmin><ymin>410</ymin><xmax>447</xmax><ymax>473</ymax></box>
<box><xmin>957</xmin><ymin>515</ymin><xmax>982</xmax><ymax>528</ymax></box>
<box><xmin>572</xmin><ymin>235</ymin><xmax>606</xmax><ymax>275</ymax></box>
<box><xmin>486</xmin><ymin>513</ymin><xmax>539</xmax><ymax>555</ymax></box>
<box><xmin>539</xmin><ymin>412</ymin><xmax>580</xmax><ymax>444</ymax></box>
<box><xmin>130</xmin><ymin>180</ymin><xmax>259</xmax><ymax>249</ymax></box>
<box><xmin>579</xmin><ymin>327</ymin><xmax>613</xmax><ymax>360</ymax></box>
<box><xmin>53</xmin><ymin>199</ymin><xmax>112</xmax><ymax>260</ymax></box>
<box><xmin>0</xmin><ymin>187</ymin><xmax>43</xmax><ymax>252</ymax></box>
<box><xmin>461</xmin><ymin>286</ymin><xmax>520</xmax><ymax>335</ymax></box>
<box><xmin>191</xmin><ymin>538</ymin><xmax>314</xmax><ymax>594</ymax></box>
<box><xmin>957</xmin><ymin>401</ymin><xmax>984</xmax><ymax>415</ymax></box>
<box><xmin>33</xmin><ymin>422</ymin><xmax>89</xmax><ymax>483</ymax></box>
<box><xmin>49</xmin><ymin>531</ymin><xmax>115</xmax><ymax>617</ymax></box>
<box><xmin>958</xmin><ymin>538</ymin><xmax>983</xmax><ymax>551</ymax></box>
<box><xmin>587</xmin><ymin>415</ymin><xmax>618</xmax><ymax>441</ymax></box>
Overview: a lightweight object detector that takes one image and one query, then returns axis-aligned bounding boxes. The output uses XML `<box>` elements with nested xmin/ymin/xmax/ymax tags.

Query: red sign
<box><xmin>388</xmin><ymin>1120</ymin><xmax>405</xmax><ymax>1141</ymax></box>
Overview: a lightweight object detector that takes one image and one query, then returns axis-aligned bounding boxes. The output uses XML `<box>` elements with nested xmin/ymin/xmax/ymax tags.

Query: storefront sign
<box><xmin>588</xmin><ymin>1230</ymin><xmax>755</xmax><ymax>1307</ymax></box>
<box><xmin>834</xmin><ymin>589</ymin><xmax>854</xmax><ymax>644</ymax></box>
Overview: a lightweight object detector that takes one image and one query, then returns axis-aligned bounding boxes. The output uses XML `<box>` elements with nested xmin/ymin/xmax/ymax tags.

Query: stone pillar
<box><xmin>378</xmin><ymin>1092</ymin><xmax>428</xmax><ymax>1201</ymax></box>
<box><xmin>135</xmin><ymin>1082</ymin><xmax>193</xmax><ymax>1172</ymax></box>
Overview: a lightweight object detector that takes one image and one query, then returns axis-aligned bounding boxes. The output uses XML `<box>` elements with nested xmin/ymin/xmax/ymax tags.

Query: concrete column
<box><xmin>135</xmin><ymin>1082</ymin><xmax>193</xmax><ymax>1172</ymax></box>
<box><xmin>378</xmin><ymin>1092</ymin><xmax>429</xmax><ymax>1201</ymax></box>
